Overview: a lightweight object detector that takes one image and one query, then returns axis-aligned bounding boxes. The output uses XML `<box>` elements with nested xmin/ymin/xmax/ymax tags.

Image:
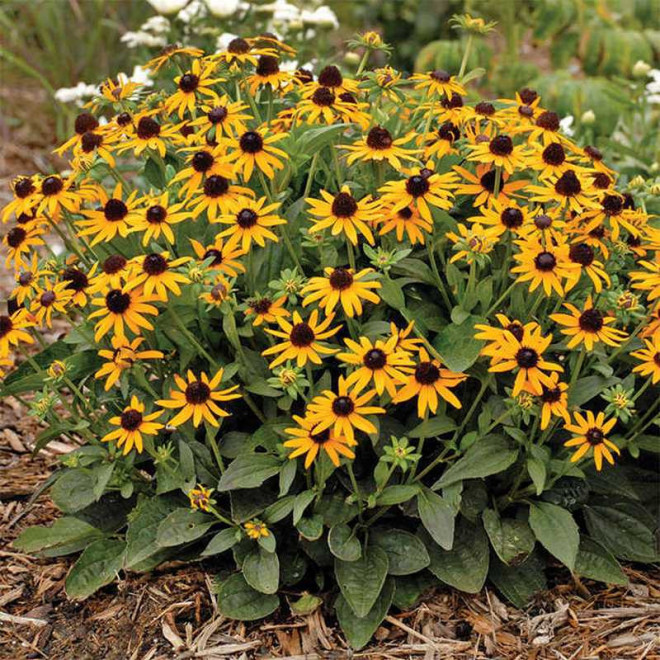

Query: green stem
<box><xmin>570</xmin><ymin>349</ymin><xmax>586</xmax><ymax>388</ymax></box>
<box><xmin>303</xmin><ymin>152</ymin><xmax>319</xmax><ymax>199</ymax></box>
<box><xmin>347</xmin><ymin>463</ymin><xmax>364</xmax><ymax>520</ymax></box>
<box><xmin>458</xmin><ymin>34</ymin><xmax>474</xmax><ymax>80</ymax></box>
<box><xmin>486</xmin><ymin>280</ymin><xmax>516</xmax><ymax>316</ymax></box>
<box><xmin>355</xmin><ymin>49</ymin><xmax>370</xmax><ymax>76</ymax></box>
<box><xmin>607</xmin><ymin>318</ymin><xmax>645</xmax><ymax>365</ymax></box>
<box><xmin>427</xmin><ymin>234</ymin><xmax>452</xmax><ymax>311</ymax></box>
<box><xmin>632</xmin><ymin>378</ymin><xmax>652</xmax><ymax>403</ymax></box>
<box><xmin>169</xmin><ymin>309</ymin><xmax>218</xmax><ymax>368</ymax></box>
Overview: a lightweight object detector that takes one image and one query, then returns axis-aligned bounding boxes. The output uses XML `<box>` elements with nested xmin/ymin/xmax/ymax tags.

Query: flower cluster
<box><xmin>4</xmin><ymin>29</ymin><xmax>659</xmax><ymax>646</ymax></box>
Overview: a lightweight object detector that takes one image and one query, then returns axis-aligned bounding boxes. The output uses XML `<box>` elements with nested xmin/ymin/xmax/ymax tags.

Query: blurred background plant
<box><xmin>1</xmin><ymin>0</ymin><xmax>659</xmax><ymax>193</ymax></box>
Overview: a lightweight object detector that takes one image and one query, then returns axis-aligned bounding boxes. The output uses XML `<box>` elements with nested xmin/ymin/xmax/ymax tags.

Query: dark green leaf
<box><xmin>216</xmin><ymin>573</ymin><xmax>279</xmax><ymax>621</ymax></box>
<box><xmin>432</xmin><ymin>315</ymin><xmax>485</xmax><ymax>372</ymax></box>
<box><xmin>371</xmin><ymin>528</ymin><xmax>430</xmax><ymax>576</ymax></box>
<box><xmin>488</xmin><ymin>552</ymin><xmax>547</xmax><ymax>608</ymax></box>
<box><xmin>335</xmin><ymin>546</ymin><xmax>389</xmax><ymax>617</ymax></box>
<box><xmin>328</xmin><ymin>524</ymin><xmax>361</xmax><ymax>562</ymax></box>
<box><xmin>296</xmin><ymin>514</ymin><xmax>324</xmax><ymax>541</ymax></box>
<box><xmin>482</xmin><ymin>509</ymin><xmax>535</xmax><ymax>565</ymax></box>
<box><xmin>376</xmin><ymin>485</ymin><xmax>420</xmax><ymax>506</ymax></box>
<box><xmin>155</xmin><ymin>509</ymin><xmax>215</xmax><ymax>547</ymax></box>
<box><xmin>408</xmin><ymin>415</ymin><xmax>456</xmax><ymax>438</ymax></box>
<box><xmin>243</xmin><ymin>547</ymin><xmax>279</xmax><ymax>594</ymax></box>
<box><xmin>14</xmin><ymin>517</ymin><xmax>104</xmax><ymax>557</ymax></box>
<box><xmin>65</xmin><ymin>539</ymin><xmax>126</xmax><ymax>599</ymax></box>
<box><xmin>529</xmin><ymin>502</ymin><xmax>579</xmax><ymax>570</ymax></box>
<box><xmin>417</xmin><ymin>489</ymin><xmax>455</xmax><ymax>550</ymax></box>
<box><xmin>217</xmin><ymin>454</ymin><xmax>281</xmax><ymax>491</ymax></box>
<box><xmin>202</xmin><ymin>528</ymin><xmax>239</xmax><ymax>557</ymax></box>
<box><xmin>51</xmin><ymin>469</ymin><xmax>97</xmax><ymax>513</ymax></box>
<box><xmin>575</xmin><ymin>537</ymin><xmax>628</xmax><ymax>585</ymax></box>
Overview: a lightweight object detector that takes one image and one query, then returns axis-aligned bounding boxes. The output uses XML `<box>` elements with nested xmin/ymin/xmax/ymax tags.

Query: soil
<box><xmin>1</xmin><ymin>84</ymin><xmax>660</xmax><ymax>660</ymax></box>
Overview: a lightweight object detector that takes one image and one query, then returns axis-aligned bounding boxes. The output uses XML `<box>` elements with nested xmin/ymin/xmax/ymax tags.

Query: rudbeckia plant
<box><xmin>2</xmin><ymin>23</ymin><xmax>659</xmax><ymax>651</ymax></box>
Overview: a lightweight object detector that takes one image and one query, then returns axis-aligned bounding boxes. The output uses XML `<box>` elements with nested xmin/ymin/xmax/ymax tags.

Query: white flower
<box><xmin>279</xmin><ymin>59</ymin><xmax>299</xmax><ymax>73</ymax></box>
<box><xmin>177</xmin><ymin>0</ymin><xmax>206</xmax><ymax>22</ymax></box>
<box><xmin>632</xmin><ymin>60</ymin><xmax>651</xmax><ymax>78</ymax></box>
<box><xmin>215</xmin><ymin>31</ymin><xmax>238</xmax><ymax>51</ymax></box>
<box><xmin>301</xmin><ymin>6</ymin><xmax>338</xmax><ymax>29</ymax></box>
<box><xmin>129</xmin><ymin>66</ymin><xmax>153</xmax><ymax>87</ymax></box>
<box><xmin>559</xmin><ymin>115</ymin><xmax>574</xmax><ymax>137</ymax></box>
<box><xmin>54</xmin><ymin>82</ymin><xmax>97</xmax><ymax>104</ymax></box>
<box><xmin>147</xmin><ymin>0</ymin><xmax>189</xmax><ymax>14</ymax></box>
<box><xmin>121</xmin><ymin>30</ymin><xmax>167</xmax><ymax>48</ymax></box>
<box><xmin>205</xmin><ymin>0</ymin><xmax>240</xmax><ymax>17</ymax></box>
<box><xmin>260</xmin><ymin>0</ymin><xmax>300</xmax><ymax>24</ymax></box>
<box><xmin>141</xmin><ymin>15</ymin><xmax>171</xmax><ymax>33</ymax></box>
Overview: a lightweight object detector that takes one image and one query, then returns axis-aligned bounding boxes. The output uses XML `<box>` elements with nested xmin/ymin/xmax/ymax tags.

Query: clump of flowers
<box><xmin>4</xmin><ymin>24</ymin><xmax>659</xmax><ymax>650</ymax></box>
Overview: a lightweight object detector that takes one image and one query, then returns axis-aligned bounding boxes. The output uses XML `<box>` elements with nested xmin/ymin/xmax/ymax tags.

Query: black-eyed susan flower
<box><xmin>550</xmin><ymin>296</ymin><xmax>628</xmax><ymax>351</ymax></box>
<box><xmin>466</xmin><ymin>198</ymin><xmax>530</xmax><ymax>237</ymax></box>
<box><xmin>0</xmin><ymin>356</ymin><xmax>13</xmax><ymax>378</ymax></box>
<box><xmin>0</xmin><ymin>309</ymin><xmax>34</xmax><ymax>357</ymax></box>
<box><xmin>488</xmin><ymin>327</ymin><xmax>562</xmax><ymax>396</ymax></box>
<box><xmin>474</xmin><ymin>316</ymin><xmax>540</xmax><ymax>365</ymax></box>
<box><xmin>302</xmin><ymin>65</ymin><xmax>359</xmax><ymax>98</ymax></box>
<box><xmin>522</xmin><ymin>110</ymin><xmax>571</xmax><ymax>147</ymax></box>
<box><xmin>564</xmin><ymin>411</ymin><xmax>619</xmax><ymax>471</ymax></box>
<box><xmin>246</xmin><ymin>55</ymin><xmax>294</xmax><ymax>95</ymax></box>
<box><xmin>224</xmin><ymin>128</ymin><xmax>288</xmax><ymax>181</ymax></box>
<box><xmin>3</xmin><ymin>224</ymin><xmax>45</xmax><ymax>270</ymax></box>
<box><xmin>527</xmin><ymin>141</ymin><xmax>580</xmax><ymax>180</ymax></box>
<box><xmin>89</xmin><ymin>287</ymin><xmax>159</xmax><ymax>341</ymax></box>
<box><xmin>392</xmin><ymin>347</ymin><xmax>467</xmax><ymax>417</ymax></box>
<box><xmin>511</xmin><ymin>235</ymin><xmax>579</xmax><ymax>296</ymax></box>
<box><xmin>77</xmin><ymin>183</ymin><xmax>141</xmax><ymax>246</ymax></box>
<box><xmin>171</xmin><ymin>147</ymin><xmax>236</xmax><ymax>199</ymax></box>
<box><xmin>157</xmin><ymin>369</ymin><xmax>240</xmax><ymax>427</ymax></box>
<box><xmin>95</xmin><ymin>336</ymin><xmax>164</xmax><ymax>390</ymax></box>
<box><xmin>301</xmin><ymin>267</ymin><xmax>381</xmax><ymax>318</ymax></box>
<box><xmin>465</xmin><ymin>134</ymin><xmax>528</xmax><ymax>174</ymax></box>
<box><xmin>188</xmin><ymin>484</ymin><xmax>214</xmax><ymax>511</ymax></box>
<box><xmin>581</xmin><ymin>193</ymin><xmax>640</xmax><ymax>242</ymax></box>
<box><xmin>211</xmin><ymin>37</ymin><xmax>277</xmax><ymax>67</ymax></box>
<box><xmin>306</xmin><ymin>376</ymin><xmax>384</xmax><ymax>444</ymax></box>
<box><xmin>101</xmin><ymin>396</ymin><xmax>164</xmax><ymax>455</ymax></box>
<box><xmin>30</xmin><ymin>280</ymin><xmax>73</xmax><ymax>327</ymax></box>
<box><xmin>421</xmin><ymin>121</ymin><xmax>461</xmax><ymax>160</ymax></box>
<box><xmin>12</xmin><ymin>254</ymin><xmax>50</xmax><ymax>305</ymax></box>
<box><xmin>262</xmin><ymin>309</ymin><xmax>340</xmax><ymax>367</ymax></box>
<box><xmin>117</xmin><ymin>111</ymin><xmax>184</xmax><ymax>158</ymax></box>
<box><xmin>307</xmin><ymin>185</ymin><xmax>380</xmax><ymax>245</ymax></box>
<box><xmin>125</xmin><ymin>252</ymin><xmax>191</xmax><ymax>302</ymax></box>
<box><xmin>188</xmin><ymin>97</ymin><xmax>252</xmax><ymax>137</ymax></box>
<box><xmin>36</xmin><ymin>175</ymin><xmax>95</xmax><ymax>218</ymax></box>
<box><xmin>130</xmin><ymin>192</ymin><xmax>190</xmax><ymax>246</ymax></box>
<box><xmin>92</xmin><ymin>74</ymin><xmax>143</xmax><ymax>108</ymax></box>
<box><xmin>532</xmin><ymin>372</ymin><xmax>570</xmax><ymax>430</ymax></box>
<box><xmin>336</xmin><ymin>334</ymin><xmax>414</xmax><ymax>397</ymax></box>
<box><xmin>564</xmin><ymin>242</ymin><xmax>610</xmax><ymax>293</ymax></box>
<box><xmin>390</xmin><ymin>320</ymin><xmax>424</xmax><ymax>353</ymax></box>
<box><xmin>446</xmin><ymin>222</ymin><xmax>498</xmax><ymax>264</ymax></box>
<box><xmin>631</xmin><ymin>332</ymin><xmax>660</xmax><ymax>384</ymax></box>
<box><xmin>453</xmin><ymin>164</ymin><xmax>528</xmax><ymax>207</ymax></box>
<box><xmin>284</xmin><ymin>414</ymin><xmax>356</xmax><ymax>468</ymax></box>
<box><xmin>343</xmin><ymin>126</ymin><xmax>419</xmax><ymax>169</ymax></box>
<box><xmin>165</xmin><ymin>58</ymin><xmax>223</xmax><ymax>118</ymax></box>
<box><xmin>188</xmin><ymin>175</ymin><xmax>254</xmax><ymax>222</ymax></box>
<box><xmin>190</xmin><ymin>236</ymin><xmax>245</xmax><ymax>277</ymax></box>
<box><xmin>71</xmin><ymin>128</ymin><xmax>119</xmax><ymax>171</ymax></box>
<box><xmin>214</xmin><ymin>196</ymin><xmax>286</xmax><ymax>252</ymax></box>
<box><xmin>200</xmin><ymin>275</ymin><xmax>234</xmax><ymax>306</ymax></box>
<box><xmin>2</xmin><ymin>176</ymin><xmax>40</xmax><ymax>223</ymax></box>
<box><xmin>630</xmin><ymin>260</ymin><xmax>660</xmax><ymax>302</ymax></box>
<box><xmin>61</xmin><ymin>264</ymin><xmax>96</xmax><ymax>307</ymax></box>
<box><xmin>88</xmin><ymin>254</ymin><xmax>132</xmax><ymax>294</ymax></box>
<box><xmin>410</xmin><ymin>69</ymin><xmax>466</xmax><ymax>99</ymax></box>
<box><xmin>378</xmin><ymin>205</ymin><xmax>432</xmax><ymax>245</ymax></box>
<box><xmin>54</xmin><ymin>111</ymin><xmax>101</xmax><ymax>155</ymax></box>
<box><xmin>245</xmin><ymin>295</ymin><xmax>289</xmax><ymax>326</ymax></box>
<box><xmin>526</xmin><ymin>168</ymin><xmax>598</xmax><ymax>213</ymax></box>
<box><xmin>244</xmin><ymin>519</ymin><xmax>270</xmax><ymax>539</ymax></box>
<box><xmin>378</xmin><ymin>163</ymin><xmax>457</xmax><ymax>223</ymax></box>
<box><xmin>144</xmin><ymin>44</ymin><xmax>205</xmax><ymax>72</ymax></box>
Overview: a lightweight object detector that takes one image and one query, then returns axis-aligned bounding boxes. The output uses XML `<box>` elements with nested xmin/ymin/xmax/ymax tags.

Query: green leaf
<box><xmin>65</xmin><ymin>539</ymin><xmax>126</xmax><ymax>600</ymax></box>
<box><xmin>335</xmin><ymin>578</ymin><xmax>395</xmax><ymax>650</ymax></box>
<box><xmin>296</xmin><ymin>514</ymin><xmax>324</xmax><ymax>541</ymax></box>
<box><xmin>529</xmin><ymin>502</ymin><xmax>579</xmax><ymax>570</ymax></box>
<box><xmin>408</xmin><ymin>415</ymin><xmax>456</xmax><ymax>438</ymax></box>
<box><xmin>370</xmin><ymin>528</ymin><xmax>430</xmax><ymax>576</ymax></box>
<box><xmin>335</xmin><ymin>546</ymin><xmax>389</xmax><ymax>617</ymax></box>
<box><xmin>432</xmin><ymin>435</ymin><xmax>518</xmax><ymax>489</ymax></box>
<box><xmin>488</xmin><ymin>552</ymin><xmax>547</xmax><ymax>608</ymax></box>
<box><xmin>392</xmin><ymin>572</ymin><xmax>436</xmax><ymax>609</ymax></box>
<box><xmin>328</xmin><ymin>524</ymin><xmax>362</xmax><ymax>562</ymax></box>
<box><xmin>155</xmin><ymin>509</ymin><xmax>215</xmax><ymax>547</ymax></box>
<box><xmin>51</xmin><ymin>469</ymin><xmax>97</xmax><ymax>513</ymax></box>
<box><xmin>379</xmin><ymin>277</ymin><xmax>405</xmax><ymax>310</ymax></box>
<box><xmin>432</xmin><ymin>315</ymin><xmax>485</xmax><ymax>372</ymax></box>
<box><xmin>375</xmin><ymin>485</ymin><xmax>419</xmax><ymax>506</ymax></box>
<box><xmin>263</xmin><ymin>495</ymin><xmax>295</xmax><ymax>524</ymax></box>
<box><xmin>293</xmin><ymin>490</ymin><xmax>315</xmax><ymax>526</ymax></box>
<box><xmin>290</xmin><ymin>593</ymin><xmax>322</xmax><ymax>616</ymax></box>
<box><xmin>202</xmin><ymin>528</ymin><xmax>239</xmax><ymax>557</ymax></box>
<box><xmin>527</xmin><ymin>457</ymin><xmax>546</xmax><ymax>496</ymax></box>
<box><xmin>583</xmin><ymin>502</ymin><xmax>659</xmax><ymax>562</ymax></box>
<box><xmin>568</xmin><ymin>375</ymin><xmax>620</xmax><ymax>407</ymax></box>
<box><xmin>575</xmin><ymin>537</ymin><xmax>628</xmax><ymax>585</ymax></box>
<box><xmin>423</xmin><ymin>518</ymin><xmax>489</xmax><ymax>593</ymax></box>
<box><xmin>417</xmin><ymin>489</ymin><xmax>455</xmax><ymax>550</ymax></box>
<box><xmin>243</xmin><ymin>547</ymin><xmax>280</xmax><ymax>594</ymax></box>
<box><xmin>217</xmin><ymin>454</ymin><xmax>281</xmax><ymax>491</ymax></box>
<box><xmin>216</xmin><ymin>573</ymin><xmax>279</xmax><ymax>621</ymax></box>
<box><xmin>482</xmin><ymin>509</ymin><xmax>535</xmax><ymax>565</ymax></box>
<box><xmin>143</xmin><ymin>157</ymin><xmax>166</xmax><ymax>189</ymax></box>
<box><xmin>14</xmin><ymin>517</ymin><xmax>104</xmax><ymax>557</ymax></box>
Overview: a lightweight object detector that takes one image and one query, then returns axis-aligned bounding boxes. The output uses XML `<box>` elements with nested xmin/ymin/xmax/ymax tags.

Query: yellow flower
<box><xmin>190</xmin><ymin>236</ymin><xmax>245</xmax><ymax>277</ymax></box>
<box><xmin>224</xmin><ymin>128</ymin><xmax>288</xmax><ymax>181</ymax></box>
<box><xmin>630</xmin><ymin>260</ymin><xmax>660</xmax><ymax>302</ymax></box>
<box><xmin>3</xmin><ymin>223</ymin><xmax>45</xmax><ymax>270</ymax></box>
<box><xmin>245</xmin><ymin>295</ymin><xmax>289</xmax><ymax>326</ymax></box>
<box><xmin>188</xmin><ymin>485</ymin><xmax>214</xmax><ymax>512</ymax></box>
<box><xmin>89</xmin><ymin>287</ymin><xmax>159</xmax><ymax>341</ymax></box>
<box><xmin>263</xmin><ymin>310</ymin><xmax>341</xmax><ymax>368</ymax></box>
<box><xmin>101</xmin><ymin>396</ymin><xmax>164</xmax><ymax>455</ymax></box>
<box><xmin>144</xmin><ymin>45</ymin><xmax>205</xmax><ymax>72</ymax></box>
<box><xmin>0</xmin><ymin>309</ymin><xmax>35</xmax><ymax>357</ymax></box>
<box><xmin>158</xmin><ymin>369</ymin><xmax>241</xmax><ymax>428</ymax></box>
<box><xmin>531</xmin><ymin>372</ymin><xmax>570</xmax><ymax>430</ymax></box>
<box><xmin>164</xmin><ymin>58</ymin><xmax>224</xmax><ymax>119</ymax></box>
<box><xmin>95</xmin><ymin>336</ymin><xmax>164</xmax><ymax>391</ymax></box>
<box><xmin>342</xmin><ymin>126</ymin><xmax>419</xmax><ymax>169</ymax></box>
<box><xmin>466</xmin><ymin>198</ymin><xmax>530</xmax><ymax>237</ymax></box>
<box><xmin>30</xmin><ymin>280</ymin><xmax>73</xmax><ymax>328</ymax></box>
<box><xmin>116</xmin><ymin>111</ymin><xmax>184</xmax><ymax>158</ymax></box>
<box><xmin>188</xmin><ymin>96</ymin><xmax>252</xmax><ymax>137</ymax></box>
<box><xmin>244</xmin><ymin>520</ymin><xmax>270</xmax><ymax>539</ymax></box>
<box><xmin>410</xmin><ymin>70</ymin><xmax>466</xmax><ymax>99</ymax></box>
<box><xmin>564</xmin><ymin>411</ymin><xmax>619</xmax><ymax>471</ymax></box>
<box><xmin>246</xmin><ymin>55</ymin><xmax>294</xmax><ymax>95</ymax></box>
<box><xmin>453</xmin><ymin>164</ymin><xmax>528</xmax><ymax>207</ymax></box>
<box><xmin>465</xmin><ymin>134</ymin><xmax>528</xmax><ymax>174</ymax></box>
<box><xmin>301</xmin><ymin>267</ymin><xmax>381</xmax><ymax>318</ymax></box>
<box><xmin>378</xmin><ymin>204</ymin><xmax>432</xmax><ymax>245</ymax></box>
<box><xmin>283</xmin><ymin>414</ymin><xmax>356</xmax><ymax>468</ymax></box>
<box><xmin>171</xmin><ymin>146</ymin><xmax>236</xmax><ymax>199</ymax></box>
<box><xmin>631</xmin><ymin>332</ymin><xmax>660</xmax><ymax>384</ymax></box>
<box><xmin>526</xmin><ymin>168</ymin><xmax>598</xmax><ymax>214</ymax></box>
<box><xmin>125</xmin><ymin>252</ymin><xmax>191</xmax><ymax>302</ymax></box>
<box><xmin>129</xmin><ymin>192</ymin><xmax>190</xmax><ymax>246</ymax></box>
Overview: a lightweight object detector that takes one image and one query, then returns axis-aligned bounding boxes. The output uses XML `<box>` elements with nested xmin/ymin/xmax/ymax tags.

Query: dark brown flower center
<box><xmin>653</xmin><ymin>353</ymin><xmax>660</xmax><ymax>367</ymax></box>
<box><xmin>120</xmin><ymin>409</ymin><xmax>143</xmax><ymax>431</ymax></box>
<box><xmin>14</xmin><ymin>177</ymin><xmax>35</xmax><ymax>198</ymax></box>
<box><xmin>185</xmin><ymin>381</ymin><xmax>211</xmax><ymax>404</ymax></box>
<box><xmin>0</xmin><ymin>316</ymin><xmax>13</xmax><ymax>338</ymax></box>
<box><xmin>250</xmin><ymin>297</ymin><xmax>272</xmax><ymax>314</ymax></box>
<box><xmin>592</xmin><ymin>173</ymin><xmax>611</xmax><ymax>190</ymax></box>
<box><xmin>406</xmin><ymin>175</ymin><xmax>430</xmax><ymax>198</ymax></box>
<box><xmin>589</xmin><ymin>226</ymin><xmax>605</xmax><ymax>239</ymax></box>
<box><xmin>256</xmin><ymin>55</ymin><xmax>280</xmax><ymax>77</ymax></box>
<box><xmin>137</xmin><ymin>117</ymin><xmax>161</xmax><ymax>139</ymax></box>
<box><xmin>239</xmin><ymin>131</ymin><xmax>263</xmax><ymax>154</ymax></box>
<box><xmin>204</xmin><ymin>175</ymin><xmax>230</xmax><ymax>197</ymax></box>
<box><xmin>506</xmin><ymin>322</ymin><xmax>524</xmax><ymax>342</ymax></box>
<box><xmin>602</xmin><ymin>194</ymin><xmax>623</xmax><ymax>216</ymax></box>
<box><xmin>501</xmin><ymin>207</ymin><xmax>523</xmax><ymax>229</ymax></box>
<box><xmin>516</xmin><ymin>348</ymin><xmax>538</xmax><ymax>369</ymax></box>
<box><xmin>74</xmin><ymin>112</ymin><xmax>99</xmax><ymax>135</ymax></box>
<box><xmin>441</xmin><ymin>93</ymin><xmax>463</xmax><ymax>109</ymax></box>
<box><xmin>18</xmin><ymin>272</ymin><xmax>33</xmax><ymax>286</ymax></box>
<box><xmin>534</xmin><ymin>251</ymin><xmax>557</xmax><ymax>271</ymax></box>
<box><xmin>332</xmin><ymin>396</ymin><xmax>355</xmax><ymax>416</ymax></box>
<box><xmin>81</xmin><ymin>131</ymin><xmax>103</xmax><ymax>153</ymax></box>
<box><xmin>117</xmin><ymin>112</ymin><xmax>132</xmax><ymax>126</ymax></box>
<box><xmin>40</xmin><ymin>290</ymin><xmax>56</xmax><ymax>306</ymax></box>
<box><xmin>331</xmin><ymin>192</ymin><xmax>358</xmax><ymax>217</ymax></box>
<box><xmin>398</xmin><ymin>206</ymin><xmax>414</xmax><ymax>220</ymax></box>
<box><xmin>339</xmin><ymin>92</ymin><xmax>356</xmax><ymax>104</ymax></box>
<box><xmin>104</xmin><ymin>198</ymin><xmax>128</xmax><ymax>222</ymax></box>
<box><xmin>41</xmin><ymin>176</ymin><xmax>63</xmax><ymax>196</ymax></box>
<box><xmin>228</xmin><ymin>37</ymin><xmax>250</xmax><ymax>54</ymax></box>
<box><xmin>179</xmin><ymin>73</ymin><xmax>199</xmax><ymax>93</ymax></box>
<box><xmin>437</xmin><ymin>121</ymin><xmax>460</xmax><ymax>143</ymax></box>
<box><xmin>62</xmin><ymin>267</ymin><xmax>89</xmax><ymax>292</ymax></box>
<box><xmin>210</xmin><ymin>283</ymin><xmax>227</xmax><ymax>301</ymax></box>
<box><xmin>489</xmin><ymin>135</ymin><xmax>513</xmax><ymax>156</ymax></box>
<box><xmin>534</xmin><ymin>214</ymin><xmax>553</xmax><ymax>230</ymax></box>
<box><xmin>236</xmin><ymin>208</ymin><xmax>258</xmax><ymax>228</ymax></box>
<box><xmin>192</xmin><ymin>150</ymin><xmax>215</xmax><ymax>172</ymax></box>
<box><xmin>295</xmin><ymin>68</ymin><xmax>314</xmax><ymax>84</ymax></box>
<box><xmin>208</xmin><ymin>106</ymin><xmax>228</xmax><ymax>124</ymax></box>
<box><xmin>366</xmin><ymin>126</ymin><xmax>393</xmax><ymax>150</ymax></box>
<box><xmin>203</xmin><ymin>248</ymin><xmax>223</xmax><ymax>266</ymax></box>
<box><xmin>518</xmin><ymin>104</ymin><xmax>534</xmax><ymax>118</ymax></box>
<box><xmin>542</xmin><ymin>143</ymin><xmax>565</xmax><ymax>166</ymax></box>
<box><xmin>290</xmin><ymin>322</ymin><xmax>315</xmax><ymax>347</ymax></box>
<box><xmin>555</xmin><ymin>171</ymin><xmax>581</xmax><ymax>197</ymax></box>
<box><xmin>480</xmin><ymin>170</ymin><xmax>497</xmax><ymax>193</ymax></box>
<box><xmin>6</xmin><ymin>227</ymin><xmax>26</xmax><ymax>248</ymax></box>
<box><xmin>143</xmin><ymin>253</ymin><xmax>168</xmax><ymax>276</ymax></box>
<box><xmin>536</xmin><ymin>111</ymin><xmax>559</xmax><ymax>131</ymax></box>
<box><xmin>475</xmin><ymin>101</ymin><xmax>495</xmax><ymax>116</ymax></box>
<box><xmin>329</xmin><ymin>267</ymin><xmax>353</xmax><ymax>290</ymax></box>
<box><xmin>586</xmin><ymin>427</ymin><xmax>604</xmax><ymax>445</ymax></box>
<box><xmin>541</xmin><ymin>386</ymin><xmax>562</xmax><ymax>403</ymax></box>
<box><xmin>310</xmin><ymin>429</ymin><xmax>330</xmax><ymax>444</ymax></box>
<box><xmin>312</xmin><ymin>87</ymin><xmax>335</xmax><ymax>107</ymax></box>
<box><xmin>363</xmin><ymin>348</ymin><xmax>387</xmax><ymax>370</ymax></box>
<box><xmin>583</xmin><ymin>145</ymin><xmax>602</xmax><ymax>161</ymax></box>
<box><xmin>102</xmin><ymin>254</ymin><xmax>127</xmax><ymax>274</ymax></box>
<box><xmin>318</xmin><ymin>65</ymin><xmax>343</xmax><ymax>88</ymax></box>
<box><xmin>569</xmin><ymin>243</ymin><xmax>594</xmax><ymax>266</ymax></box>
<box><xmin>106</xmin><ymin>289</ymin><xmax>131</xmax><ymax>314</ymax></box>
<box><xmin>415</xmin><ymin>361</ymin><xmax>440</xmax><ymax>385</ymax></box>
<box><xmin>430</xmin><ymin>69</ymin><xmax>450</xmax><ymax>82</ymax></box>
<box><xmin>146</xmin><ymin>205</ymin><xmax>167</xmax><ymax>224</ymax></box>
<box><xmin>518</xmin><ymin>88</ymin><xmax>538</xmax><ymax>104</ymax></box>
<box><xmin>579</xmin><ymin>308</ymin><xmax>603</xmax><ymax>333</ymax></box>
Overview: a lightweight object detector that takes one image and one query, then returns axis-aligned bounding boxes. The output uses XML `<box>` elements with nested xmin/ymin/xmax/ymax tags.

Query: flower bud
<box><xmin>632</xmin><ymin>60</ymin><xmax>651</xmax><ymax>78</ymax></box>
<box><xmin>581</xmin><ymin>110</ymin><xmax>595</xmax><ymax>125</ymax></box>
